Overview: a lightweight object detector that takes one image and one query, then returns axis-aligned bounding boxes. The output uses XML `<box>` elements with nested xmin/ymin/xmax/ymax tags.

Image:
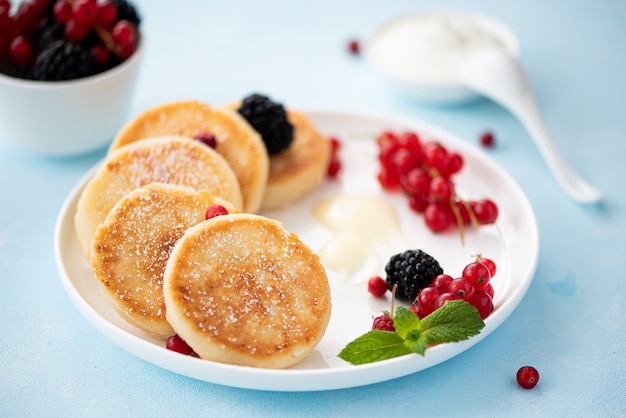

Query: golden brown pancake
<box><xmin>91</xmin><ymin>183</ymin><xmax>237</xmax><ymax>338</ymax></box>
<box><xmin>75</xmin><ymin>135</ymin><xmax>242</xmax><ymax>260</ymax></box>
<box><xmin>110</xmin><ymin>100</ymin><xmax>269</xmax><ymax>213</ymax></box>
<box><xmin>163</xmin><ymin>213</ymin><xmax>332</xmax><ymax>368</ymax></box>
<box><xmin>260</xmin><ymin>110</ymin><xmax>331</xmax><ymax>210</ymax></box>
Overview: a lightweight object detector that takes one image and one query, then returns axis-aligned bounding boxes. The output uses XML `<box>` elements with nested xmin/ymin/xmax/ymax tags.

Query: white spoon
<box><xmin>461</xmin><ymin>48</ymin><xmax>603</xmax><ymax>204</ymax></box>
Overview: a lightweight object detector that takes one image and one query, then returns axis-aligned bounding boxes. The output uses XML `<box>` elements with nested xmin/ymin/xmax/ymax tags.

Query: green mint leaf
<box><xmin>421</xmin><ymin>300</ymin><xmax>485</xmax><ymax>344</ymax></box>
<box><xmin>338</xmin><ymin>330</ymin><xmax>412</xmax><ymax>365</ymax></box>
<box><xmin>403</xmin><ymin>328</ymin><xmax>428</xmax><ymax>356</ymax></box>
<box><xmin>393</xmin><ymin>306</ymin><xmax>421</xmax><ymax>339</ymax></box>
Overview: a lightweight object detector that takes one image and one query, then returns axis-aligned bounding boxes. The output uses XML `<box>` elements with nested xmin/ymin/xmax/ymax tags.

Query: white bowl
<box><xmin>364</xmin><ymin>11</ymin><xmax>519</xmax><ymax>105</ymax></box>
<box><xmin>0</xmin><ymin>40</ymin><xmax>143</xmax><ymax>156</ymax></box>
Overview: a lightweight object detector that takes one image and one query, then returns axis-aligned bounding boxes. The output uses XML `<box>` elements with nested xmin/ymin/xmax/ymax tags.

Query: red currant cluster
<box><xmin>411</xmin><ymin>256</ymin><xmax>496</xmax><ymax>320</ymax></box>
<box><xmin>0</xmin><ymin>0</ymin><xmax>139</xmax><ymax>80</ymax></box>
<box><xmin>327</xmin><ymin>136</ymin><xmax>342</xmax><ymax>178</ymax></box>
<box><xmin>375</xmin><ymin>130</ymin><xmax>499</xmax><ymax>235</ymax></box>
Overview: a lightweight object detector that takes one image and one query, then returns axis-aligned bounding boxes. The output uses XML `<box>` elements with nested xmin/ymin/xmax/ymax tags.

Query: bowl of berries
<box><xmin>0</xmin><ymin>0</ymin><xmax>142</xmax><ymax>156</ymax></box>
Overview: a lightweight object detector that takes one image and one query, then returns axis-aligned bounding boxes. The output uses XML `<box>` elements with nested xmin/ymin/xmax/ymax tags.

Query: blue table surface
<box><xmin>1</xmin><ymin>1</ymin><xmax>625</xmax><ymax>416</ymax></box>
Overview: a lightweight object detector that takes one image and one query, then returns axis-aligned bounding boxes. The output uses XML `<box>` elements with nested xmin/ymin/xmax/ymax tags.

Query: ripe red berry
<box><xmin>462</xmin><ymin>262</ymin><xmax>491</xmax><ymax>289</ymax></box>
<box><xmin>480</xmin><ymin>131</ymin><xmax>495</xmax><ymax>147</ymax></box>
<box><xmin>431</xmin><ymin>274</ymin><xmax>454</xmax><ymax>292</ymax></box>
<box><xmin>429</xmin><ymin>176</ymin><xmax>454</xmax><ymax>201</ymax></box>
<box><xmin>367</xmin><ymin>276</ymin><xmax>387</xmax><ymax>298</ymax></box>
<box><xmin>470</xmin><ymin>290</ymin><xmax>493</xmax><ymax>319</ymax></box>
<box><xmin>516</xmin><ymin>366</ymin><xmax>539</xmax><ymax>389</ymax></box>
<box><xmin>424</xmin><ymin>201</ymin><xmax>452</xmax><ymax>232</ymax></box>
<box><xmin>166</xmin><ymin>334</ymin><xmax>194</xmax><ymax>355</ymax></box>
<box><xmin>65</xmin><ymin>19</ymin><xmax>90</xmax><ymax>42</ymax></box>
<box><xmin>53</xmin><ymin>0</ymin><xmax>73</xmax><ymax>24</ymax></box>
<box><xmin>96</xmin><ymin>0</ymin><xmax>118</xmax><ymax>27</ymax></box>
<box><xmin>327</xmin><ymin>155</ymin><xmax>342</xmax><ymax>177</ymax></box>
<box><xmin>72</xmin><ymin>0</ymin><xmax>98</xmax><ymax>26</ymax></box>
<box><xmin>448</xmin><ymin>278</ymin><xmax>475</xmax><ymax>301</ymax></box>
<box><xmin>347</xmin><ymin>39</ymin><xmax>360</xmax><ymax>55</ymax></box>
<box><xmin>112</xmin><ymin>19</ymin><xmax>137</xmax><ymax>50</ymax></box>
<box><xmin>472</xmin><ymin>199</ymin><xmax>499</xmax><ymax>224</ymax></box>
<box><xmin>205</xmin><ymin>205</ymin><xmax>228</xmax><ymax>219</ymax></box>
<box><xmin>416</xmin><ymin>286</ymin><xmax>440</xmax><ymax>315</ymax></box>
<box><xmin>194</xmin><ymin>131</ymin><xmax>217</xmax><ymax>148</ymax></box>
<box><xmin>478</xmin><ymin>257</ymin><xmax>497</xmax><ymax>278</ymax></box>
<box><xmin>9</xmin><ymin>36</ymin><xmax>34</xmax><ymax>66</ymax></box>
<box><xmin>372</xmin><ymin>315</ymin><xmax>395</xmax><ymax>331</ymax></box>
<box><xmin>435</xmin><ymin>292</ymin><xmax>462</xmax><ymax>309</ymax></box>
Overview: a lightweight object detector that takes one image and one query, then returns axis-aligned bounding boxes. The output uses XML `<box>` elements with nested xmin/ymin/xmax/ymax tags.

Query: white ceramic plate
<box><xmin>54</xmin><ymin>109</ymin><xmax>539</xmax><ymax>391</ymax></box>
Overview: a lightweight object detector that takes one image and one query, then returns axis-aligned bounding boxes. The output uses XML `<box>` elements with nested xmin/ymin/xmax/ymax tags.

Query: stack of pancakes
<box><xmin>74</xmin><ymin>99</ymin><xmax>332</xmax><ymax>369</ymax></box>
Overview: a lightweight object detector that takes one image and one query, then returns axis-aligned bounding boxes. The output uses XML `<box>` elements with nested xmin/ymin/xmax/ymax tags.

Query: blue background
<box><xmin>1</xmin><ymin>0</ymin><xmax>624</xmax><ymax>416</ymax></box>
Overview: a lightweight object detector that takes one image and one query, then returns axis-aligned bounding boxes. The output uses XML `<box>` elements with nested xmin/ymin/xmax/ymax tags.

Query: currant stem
<box><xmin>449</xmin><ymin>199</ymin><xmax>466</xmax><ymax>245</ymax></box>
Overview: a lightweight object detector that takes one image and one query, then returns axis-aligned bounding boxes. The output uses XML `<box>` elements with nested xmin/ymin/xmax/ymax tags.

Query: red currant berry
<box><xmin>112</xmin><ymin>19</ymin><xmax>137</xmax><ymax>50</ymax></box>
<box><xmin>205</xmin><ymin>205</ymin><xmax>228</xmax><ymax>219</ymax></box>
<box><xmin>516</xmin><ymin>366</ymin><xmax>539</xmax><ymax>389</ymax></box>
<box><xmin>327</xmin><ymin>155</ymin><xmax>341</xmax><ymax>177</ymax></box>
<box><xmin>409</xmin><ymin>305</ymin><xmax>421</xmax><ymax>317</ymax></box>
<box><xmin>429</xmin><ymin>176</ymin><xmax>454</xmax><ymax>202</ymax></box>
<box><xmin>470</xmin><ymin>290</ymin><xmax>493</xmax><ymax>319</ymax></box>
<box><xmin>392</xmin><ymin>148</ymin><xmax>417</xmax><ymax>176</ymax></box>
<box><xmin>401</xmin><ymin>167</ymin><xmax>431</xmax><ymax>196</ymax></box>
<box><xmin>480</xmin><ymin>131</ymin><xmax>495</xmax><ymax>148</ymax></box>
<box><xmin>166</xmin><ymin>334</ymin><xmax>194</xmax><ymax>355</ymax></box>
<box><xmin>448</xmin><ymin>278</ymin><xmax>475</xmax><ymax>301</ymax></box>
<box><xmin>408</xmin><ymin>194</ymin><xmax>429</xmax><ymax>213</ymax></box>
<box><xmin>367</xmin><ymin>276</ymin><xmax>387</xmax><ymax>298</ymax></box>
<box><xmin>347</xmin><ymin>39</ymin><xmax>360</xmax><ymax>55</ymax></box>
<box><xmin>435</xmin><ymin>292</ymin><xmax>462</xmax><ymax>309</ymax></box>
<box><xmin>65</xmin><ymin>19</ymin><xmax>90</xmax><ymax>42</ymax></box>
<box><xmin>329</xmin><ymin>136</ymin><xmax>341</xmax><ymax>152</ymax></box>
<box><xmin>478</xmin><ymin>257</ymin><xmax>497</xmax><ymax>278</ymax></box>
<box><xmin>53</xmin><ymin>0</ymin><xmax>73</xmax><ymax>24</ymax></box>
<box><xmin>377</xmin><ymin>167</ymin><xmax>399</xmax><ymax>190</ymax></box>
<box><xmin>424</xmin><ymin>201</ymin><xmax>452</xmax><ymax>232</ymax></box>
<box><xmin>423</xmin><ymin>141</ymin><xmax>448</xmax><ymax>174</ymax></box>
<box><xmin>9</xmin><ymin>36</ymin><xmax>34</xmax><ymax>66</ymax></box>
<box><xmin>444</xmin><ymin>152</ymin><xmax>464</xmax><ymax>176</ymax></box>
<box><xmin>398</xmin><ymin>130</ymin><xmax>420</xmax><ymax>146</ymax></box>
<box><xmin>193</xmin><ymin>131</ymin><xmax>217</xmax><ymax>148</ymax></box>
<box><xmin>416</xmin><ymin>286</ymin><xmax>440</xmax><ymax>314</ymax></box>
<box><xmin>462</xmin><ymin>262</ymin><xmax>491</xmax><ymax>289</ymax></box>
<box><xmin>72</xmin><ymin>0</ymin><xmax>98</xmax><ymax>26</ymax></box>
<box><xmin>472</xmin><ymin>199</ymin><xmax>499</xmax><ymax>224</ymax></box>
<box><xmin>372</xmin><ymin>315</ymin><xmax>395</xmax><ymax>331</ymax></box>
<box><xmin>431</xmin><ymin>274</ymin><xmax>454</xmax><ymax>292</ymax></box>
<box><xmin>96</xmin><ymin>0</ymin><xmax>118</xmax><ymax>27</ymax></box>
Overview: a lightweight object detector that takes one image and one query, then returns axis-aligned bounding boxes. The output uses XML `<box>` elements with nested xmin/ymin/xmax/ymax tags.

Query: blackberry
<box><xmin>110</xmin><ymin>0</ymin><xmax>142</xmax><ymax>27</ymax></box>
<box><xmin>32</xmin><ymin>40</ymin><xmax>96</xmax><ymax>81</ymax></box>
<box><xmin>237</xmin><ymin>93</ymin><xmax>294</xmax><ymax>155</ymax></box>
<box><xmin>384</xmin><ymin>249</ymin><xmax>443</xmax><ymax>302</ymax></box>
<box><xmin>34</xmin><ymin>18</ymin><xmax>65</xmax><ymax>51</ymax></box>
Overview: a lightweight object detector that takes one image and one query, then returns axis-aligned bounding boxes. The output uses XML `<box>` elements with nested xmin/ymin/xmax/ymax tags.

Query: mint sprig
<box><xmin>338</xmin><ymin>300</ymin><xmax>485</xmax><ymax>365</ymax></box>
